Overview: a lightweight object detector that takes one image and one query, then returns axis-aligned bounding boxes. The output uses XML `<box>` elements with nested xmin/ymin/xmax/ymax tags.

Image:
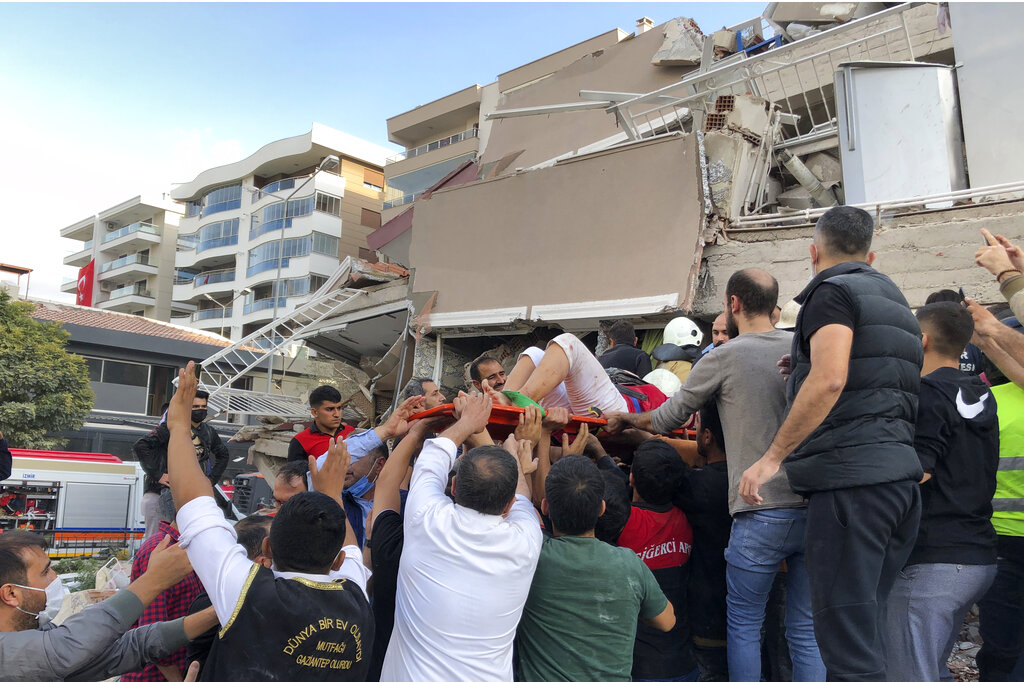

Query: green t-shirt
<box><xmin>516</xmin><ymin>535</ymin><xmax>668</xmax><ymax>682</ymax></box>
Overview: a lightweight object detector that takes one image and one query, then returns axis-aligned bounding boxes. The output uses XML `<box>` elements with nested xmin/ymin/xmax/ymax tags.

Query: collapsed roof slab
<box><xmin>409</xmin><ymin>133</ymin><xmax>707</xmax><ymax>331</ymax></box>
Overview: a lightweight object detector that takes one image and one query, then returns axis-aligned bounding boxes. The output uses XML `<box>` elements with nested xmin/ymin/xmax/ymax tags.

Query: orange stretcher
<box><xmin>408</xmin><ymin>403</ymin><xmax>696</xmax><ymax>440</ymax></box>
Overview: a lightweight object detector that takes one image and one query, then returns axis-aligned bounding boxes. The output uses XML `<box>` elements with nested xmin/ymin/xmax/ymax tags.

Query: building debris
<box><xmin>650</xmin><ymin>17</ymin><xmax>705</xmax><ymax>66</ymax></box>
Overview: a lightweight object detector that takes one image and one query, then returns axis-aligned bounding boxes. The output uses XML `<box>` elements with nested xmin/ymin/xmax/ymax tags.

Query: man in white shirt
<box><xmin>166</xmin><ymin>362</ymin><xmax>373</xmax><ymax>681</ymax></box>
<box><xmin>380</xmin><ymin>392</ymin><xmax>543</xmax><ymax>682</ymax></box>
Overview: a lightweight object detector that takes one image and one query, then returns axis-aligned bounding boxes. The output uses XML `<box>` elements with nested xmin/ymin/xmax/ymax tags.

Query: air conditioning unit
<box><xmin>105</xmin><ymin>221</ymin><xmax>119</xmax><ymax>231</ymax></box>
<box><xmin>100</xmin><ymin>281</ymin><xmax>119</xmax><ymax>292</ymax></box>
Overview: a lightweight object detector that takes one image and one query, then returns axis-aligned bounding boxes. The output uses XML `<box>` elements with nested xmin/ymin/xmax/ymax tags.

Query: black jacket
<box><xmin>783</xmin><ymin>261</ymin><xmax>924</xmax><ymax>494</ymax></box>
<box><xmin>133</xmin><ymin>422</ymin><xmax>229</xmax><ymax>493</ymax></box>
<box><xmin>598</xmin><ymin>343</ymin><xmax>652</xmax><ymax>378</ymax></box>
<box><xmin>0</xmin><ymin>437</ymin><xmax>11</xmax><ymax>482</ymax></box>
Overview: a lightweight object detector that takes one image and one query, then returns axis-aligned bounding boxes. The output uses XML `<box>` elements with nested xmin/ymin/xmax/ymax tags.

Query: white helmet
<box><xmin>643</xmin><ymin>368</ymin><xmax>683</xmax><ymax>397</ymax></box>
<box><xmin>663</xmin><ymin>316</ymin><xmax>703</xmax><ymax>348</ymax></box>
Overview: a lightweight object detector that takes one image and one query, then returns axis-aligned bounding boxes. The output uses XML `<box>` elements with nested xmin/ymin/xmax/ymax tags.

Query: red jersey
<box><xmin>617</xmin><ymin>505</ymin><xmax>693</xmax><ymax>571</ymax></box>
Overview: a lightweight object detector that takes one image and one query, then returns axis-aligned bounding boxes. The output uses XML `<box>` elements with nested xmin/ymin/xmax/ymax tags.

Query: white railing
<box><xmin>385</xmin><ymin>127</ymin><xmax>478</xmax><ymax>164</ymax></box>
<box><xmin>612</xmin><ymin>4</ymin><xmax>923</xmax><ymax>145</ymax></box>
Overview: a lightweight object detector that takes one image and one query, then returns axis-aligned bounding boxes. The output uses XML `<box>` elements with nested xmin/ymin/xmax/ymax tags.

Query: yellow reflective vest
<box><xmin>991</xmin><ymin>381</ymin><xmax>1024</xmax><ymax>537</ymax></box>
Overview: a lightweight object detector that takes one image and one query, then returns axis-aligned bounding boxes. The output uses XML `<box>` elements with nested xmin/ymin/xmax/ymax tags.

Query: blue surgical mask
<box><xmin>347</xmin><ymin>475</ymin><xmax>375</xmax><ymax>499</ymax></box>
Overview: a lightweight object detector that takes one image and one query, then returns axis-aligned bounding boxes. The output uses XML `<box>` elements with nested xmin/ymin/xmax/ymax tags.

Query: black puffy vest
<box><xmin>783</xmin><ymin>261</ymin><xmax>924</xmax><ymax>494</ymax></box>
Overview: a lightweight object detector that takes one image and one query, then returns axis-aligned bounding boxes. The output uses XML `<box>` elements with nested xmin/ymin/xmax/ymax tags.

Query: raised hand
<box><xmin>514</xmin><ymin>405</ymin><xmax>544</xmax><ymax>447</ymax></box>
<box><xmin>380</xmin><ymin>396</ymin><xmax>426</xmax><ymax>439</ymax></box>
<box><xmin>481</xmin><ymin>379</ymin><xmax>513</xmax><ymax>406</ymax></box>
<box><xmin>541</xmin><ymin>407</ymin><xmax>570</xmax><ymax>433</ymax></box>
<box><xmin>995</xmin><ymin>233</ymin><xmax>1024</xmax><ymax>271</ymax></box>
<box><xmin>309</xmin><ymin>435</ymin><xmax>351</xmax><ymax>501</ymax></box>
<box><xmin>169</xmin><ymin>362</ymin><xmax>199</xmax><ymax>433</ymax></box>
<box><xmin>454</xmin><ymin>392</ymin><xmax>492</xmax><ymax>434</ymax></box>
<box><xmin>561</xmin><ymin>423</ymin><xmax>590</xmax><ymax>456</ymax></box>
<box><xmin>977</xmin><ymin>228</ymin><xmax>1018</xmax><ymax>278</ymax></box>
<box><xmin>603</xmin><ymin>412</ymin><xmax>630</xmax><ymax>435</ymax></box>
<box><xmin>144</xmin><ymin>536</ymin><xmax>193</xmax><ymax>589</ymax></box>
<box><xmin>965</xmin><ymin>297</ymin><xmax>1004</xmax><ymax>342</ymax></box>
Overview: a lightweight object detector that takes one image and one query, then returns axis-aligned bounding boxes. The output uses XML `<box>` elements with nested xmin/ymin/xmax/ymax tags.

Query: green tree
<box><xmin>0</xmin><ymin>291</ymin><xmax>92</xmax><ymax>449</ymax></box>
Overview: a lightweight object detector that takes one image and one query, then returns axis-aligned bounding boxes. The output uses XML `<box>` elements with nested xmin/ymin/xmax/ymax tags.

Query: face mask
<box><xmin>191</xmin><ymin>409</ymin><xmax>208</xmax><ymax>423</ymax></box>
<box><xmin>347</xmin><ymin>475</ymin><xmax>374</xmax><ymax>499</ymax></box>
<box><xmin>13</xmin><ymin>577</ymin><xmax>69</xmax><ymax>626</ymax></box>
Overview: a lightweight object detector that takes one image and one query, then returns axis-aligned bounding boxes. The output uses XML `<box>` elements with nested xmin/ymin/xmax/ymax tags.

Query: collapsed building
<box><xmin>195</xmin><ymin>2</ymin><xmax>1024</xmax><ymax>474</ymax></box>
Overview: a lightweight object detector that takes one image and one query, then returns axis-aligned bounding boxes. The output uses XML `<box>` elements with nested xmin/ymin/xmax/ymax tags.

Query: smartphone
<box><xmin>959</xmin><ymin>287</ymin><xmax>967</xmax><ymax>307</ymax></box>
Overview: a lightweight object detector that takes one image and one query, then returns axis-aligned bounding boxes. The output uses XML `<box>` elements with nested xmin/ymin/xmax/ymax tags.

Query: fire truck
<box><xmin>1</xmin><ymin>449</ymin><xmax>146</xmax><ymax>557</ymax></box>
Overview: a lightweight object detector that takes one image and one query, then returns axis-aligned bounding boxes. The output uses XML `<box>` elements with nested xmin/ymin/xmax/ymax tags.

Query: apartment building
<box><xmin>381</xmin><ymin>28</ymin><xmax>633</xmax><ymax>227</ymax></box>
<box><xmin>60</xmin><ymin>195</ymin><xmax>185</xmax><ymax>321</ymax></box>
<box><xmin>169</xmin><ymin>123</ymin><xmax>390</xmax><ymax>341</ymax></box>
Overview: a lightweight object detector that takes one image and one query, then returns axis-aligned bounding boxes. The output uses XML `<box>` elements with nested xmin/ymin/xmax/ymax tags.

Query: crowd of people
<box><xmin>0</xmin><ymin>205</ymin><xmax>1022</xmax><ymax>682</ymax></box>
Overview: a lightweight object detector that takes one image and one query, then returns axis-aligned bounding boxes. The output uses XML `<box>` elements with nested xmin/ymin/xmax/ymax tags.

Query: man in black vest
<box><xmin>167</xmin><ymin>362</ymin><xmax>373</xmax><ymax>681</ymax></box>
<box><xmin>739</xmin><ymin>206</ymin><xmax>923</xmax><ymax>682</ymax></box>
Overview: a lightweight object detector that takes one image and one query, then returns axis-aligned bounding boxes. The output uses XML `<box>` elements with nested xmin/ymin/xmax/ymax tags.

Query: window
<box><xmin>102</xmin><ymin>359</ymin><xmax>149</xmax><ymax>387</ymax></box>
<box><xmin>85</xmin><ymin>357</ymin><xmax>102</xmax><ymax>382</ymax></box>
<box><xmin>363</xmin><ymin>168</ymin><xmax>384</xmax><ymax>192</ymax></box>
<box><xmin>202</xmin><ymin>184</ymin><xmax>243</xmax><ymax>216</ymax></box>
<box><xmin>249</xmin><ymin>197</ymin><xmax>315</xmax><ymax>240</ymax></box>
<box><xmin>315</xmin><ymin>192</ymin><xmax>341</xmax><ymax>216</ymax></box>
<box><xmin>196</xmin><ymin>219</ymin><xmax>239</xmax><ymax>253</ymax></box>
<box><xmin>246</xmin><ymin>236</ymin><xmax>312</xmax><ymax>277</ymax></box>
<box><xmin>360</xmin><ymin>208</ymin><xmax>381</xmax><ymax>229</ymax></box>
<box><xmin>312</xmin><ymin>232</ymin><xmax>338</xmax><ymax>257</ymax></box>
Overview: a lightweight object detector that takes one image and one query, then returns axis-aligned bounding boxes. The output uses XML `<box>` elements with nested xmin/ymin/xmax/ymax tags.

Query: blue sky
<box><xmin>0</xmin><ymin>2</ymin><xmax>762</xmax><ymax>299</ymax></box>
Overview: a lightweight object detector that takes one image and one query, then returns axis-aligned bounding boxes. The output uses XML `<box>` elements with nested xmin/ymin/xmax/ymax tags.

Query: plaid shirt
<box><xmin>121</xmin><ymin>521</ymin><xmax>203</xmax><ymax>682</ymax></box>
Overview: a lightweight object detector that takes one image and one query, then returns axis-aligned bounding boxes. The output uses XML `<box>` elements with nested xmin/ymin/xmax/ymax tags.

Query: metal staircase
<box><xmin>196</xmin><ymin>258</ymin><xmax>367</xmax><ymax>418</ymax></box>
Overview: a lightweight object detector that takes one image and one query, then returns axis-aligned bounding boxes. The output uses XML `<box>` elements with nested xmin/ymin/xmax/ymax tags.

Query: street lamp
<box><xmin>203</xmin><ymin>287</ymin><xmax>252</xmax><ymax>339</ymax></box>
<box><xmin>263</xmin><ymin>154</ymin><xmax>340</xmax><ymax>391</ymax></box>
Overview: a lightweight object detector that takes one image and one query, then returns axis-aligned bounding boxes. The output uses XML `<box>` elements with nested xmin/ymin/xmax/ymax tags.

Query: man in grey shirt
<box><xmin>607</xmin><ymin>268</ymin><xmax>825</xmax><ymax>682</ymax></box>
<box><xmin>0</xmin><ymin>529</ymin><xmax>218</xmax><ymax>682</ymax></box>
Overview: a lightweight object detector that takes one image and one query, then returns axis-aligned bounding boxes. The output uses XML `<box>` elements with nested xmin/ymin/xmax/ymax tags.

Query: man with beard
<box><xmin>0</xmin><ymin>530</ymin><xmax>218</xmax><ymax>681</ymax></box>
<box><xmin>607</xmin><ymin>268</ymin><xmax>824</xmax><ymax>681</ymax></box>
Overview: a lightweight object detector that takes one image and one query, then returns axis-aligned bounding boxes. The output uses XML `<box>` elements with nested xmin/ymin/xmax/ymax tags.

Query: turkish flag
<box><xmin>76</xmin><ymin>260</ymin><xmax>95</xmax><ymax>306</ymax></box>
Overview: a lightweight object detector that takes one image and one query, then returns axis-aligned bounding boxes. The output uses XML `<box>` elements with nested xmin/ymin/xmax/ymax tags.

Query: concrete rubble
<box><xmin>650</xmin><ymin>17</ymin><xmax>705</xmax><ymax>66</ymax></box>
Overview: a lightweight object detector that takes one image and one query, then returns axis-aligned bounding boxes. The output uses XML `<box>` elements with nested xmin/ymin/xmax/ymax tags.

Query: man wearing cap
<box><xmin>607</xmin><ymin>268</ymin><xmax>825</xmax><ymax>681</ymax></box>
<box><xmin>739</xmin><ymin>206</ymin><xmax>923</xmax><ymax>682</ymax></box>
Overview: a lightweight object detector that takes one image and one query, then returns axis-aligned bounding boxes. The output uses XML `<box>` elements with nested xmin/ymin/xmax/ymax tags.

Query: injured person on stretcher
<box><xmin>481</xmin><ymin>332</ymin><xmax>700</xmax><ymax>467</ymax></box>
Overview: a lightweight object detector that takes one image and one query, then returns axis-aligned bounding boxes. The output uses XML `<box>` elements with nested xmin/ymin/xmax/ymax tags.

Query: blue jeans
<box><xmin>724</xmin><ymin>508</ymin><xmax>825</xmax><ymax>682</ymax></box>
<box><xmin>887</xmin><ymin>562</ymin><xmax>997</xmax><ymax>682</ymax></box>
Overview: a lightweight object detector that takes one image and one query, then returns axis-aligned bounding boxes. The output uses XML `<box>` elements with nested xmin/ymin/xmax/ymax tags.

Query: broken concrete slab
<box><xmin>651</xmin><ymin>17</ymin><xmax>704</xmax><ymax>66</ymax></box>
<box><xmin>805</xmin><ymin>152</ymin><xmax>843</xmax><ymax>188</ymax></box>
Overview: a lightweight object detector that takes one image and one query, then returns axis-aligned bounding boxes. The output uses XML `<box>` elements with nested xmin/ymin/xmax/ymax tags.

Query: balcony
<box><xmin>192</xmin><ymin>308</ymin><xmax>232</xmax><ymax>322</ymax></box>
<box><xmin>383</xmin><ymin>191</ymin><xmax>424</xmax><ymax>210</ymax></box>
<box><xmin>99</xmin><ymin>222</ymin><xmax>162</xmax><ymax>253</ymax></box>
<box><xmin>96</xmin><ymin>284</ymin><xmax>155</xmax><ymax>311</ymax></box>
<box><xmin>193</xmin><ymin>267</ymin><xmax>236</xmax><ymax>288</ymax></box>
<box><xmin>97</xmin><ymin>253</ymin><xmax>159</xmax><ymax>282</ymax></box>
<box><xmin>60</xmin><ymin>216</ymin><xmax>95</xmax><ymax>241</ymax></box>
<box><xmin>383</xmin><ymin>129</ymin><xmax>479</xmax><ymax>180</ymax></box>
<box><xmin>175</xmin><ymin>266</ymin><xmax>237</xmax><ymax>302</ymax></box>
<box><xmin>387</xmin><ymin>84</ymin><xmax>482</xmax><ymax>147</ymax></box>
<box><xmin>63</xmin><ymin>240</ymin><xmax>94</xmax><ymax>267</ymax></box>
<box><xmin>60</xmin><ymin>278</ymin><xmax>77</xmax><ymax>294</ymax></box>
<box><xmin>243</xmin><ymin>296</ymin><xmax>286</xmax><ymax>316</ymax></box>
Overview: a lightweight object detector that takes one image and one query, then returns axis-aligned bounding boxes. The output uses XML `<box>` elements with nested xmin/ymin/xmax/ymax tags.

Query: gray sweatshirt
<box><xmin>650</xmin><ymin>329</ymin><xmax>806</xmax><ymax>516</ymax></box>
<box><xmin>0</xmin><ymin>588</ymin><xmax>189</xmax><ymax>682</ymax></box>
